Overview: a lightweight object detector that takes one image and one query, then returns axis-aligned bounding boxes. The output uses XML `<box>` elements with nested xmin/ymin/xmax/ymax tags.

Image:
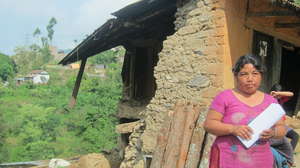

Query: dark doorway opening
<box><xmin>252</xmin><ymin>31</ymin><xmax>274</xmax><ymax>91</ymax></box>
<box><xmin>280</xmin><ymin>47</ymin><xmax>300</xmax><ymax>116</ymax></box>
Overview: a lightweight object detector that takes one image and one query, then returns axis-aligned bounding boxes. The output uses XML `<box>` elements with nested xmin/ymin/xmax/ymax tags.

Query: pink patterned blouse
<box><xmin>209</xmin><ymin>89</ymin><xmax>278</xmax><ymax>168</ymax></box>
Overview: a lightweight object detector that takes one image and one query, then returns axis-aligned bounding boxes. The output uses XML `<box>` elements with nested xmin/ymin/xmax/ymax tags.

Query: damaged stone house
<box><xmin>59</xmin><ymin>0</ymin><xmax>300</xmax><ymax>167</ymax></box>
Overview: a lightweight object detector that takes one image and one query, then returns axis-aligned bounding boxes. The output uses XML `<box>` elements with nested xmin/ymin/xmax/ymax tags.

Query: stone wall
<box><xmin>120</xmin><ymin>0</ymin><xmax>226</xmax><ymax>167</ymax></box>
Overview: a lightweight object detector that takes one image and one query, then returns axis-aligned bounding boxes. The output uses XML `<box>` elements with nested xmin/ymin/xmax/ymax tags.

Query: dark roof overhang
<box><xmin>274</xmin><ymin>0</ymin><xmax>300</xmax><ymax>11</ymax></box>
<box><xmin>59</xmin><ymin>0</ymin><xmax>177</xmax><ymax>65</ymax></box>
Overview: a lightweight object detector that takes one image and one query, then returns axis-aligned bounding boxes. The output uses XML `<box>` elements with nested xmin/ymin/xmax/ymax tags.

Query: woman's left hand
<box><xmin>260</xmin><ymin>129</ymin><xmax>275</xmax><ymax>140</ymax></box>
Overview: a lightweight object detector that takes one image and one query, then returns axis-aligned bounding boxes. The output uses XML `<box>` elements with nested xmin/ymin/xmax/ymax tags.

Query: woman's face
<box><xmin>236</xmin><ymin>63</ymin><xmax>262</xmax><ymax>95</ymax></box>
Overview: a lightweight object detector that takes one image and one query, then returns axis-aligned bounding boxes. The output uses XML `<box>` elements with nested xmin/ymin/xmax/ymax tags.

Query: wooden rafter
<box><xmin>246</xmin><ymin>19</ymin><xmax>300</xmax><ymax>47</ymax></box>
<box><xmin>247</xmin><ymin>10</ymin><xmax>298</xmax><ymax>17</ymax></box>
<box><xmin>275</xmin><ymin>22</ymin><xmax>300</xmax><ymax>28</ymax></box>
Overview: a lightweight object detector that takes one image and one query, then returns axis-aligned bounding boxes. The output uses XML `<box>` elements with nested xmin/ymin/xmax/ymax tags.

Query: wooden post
<box><xmin>184</xmin><ymin>108</ymin><xmax>207</xmax><ymax>168</ymax></box>
<box><xmin>295</xmin><ymin>91</ymin><xmax>300</xmax><ymax>116</ymax></box>
<box><xmin>176</xmin><ymin>103</ymin><xmax>201</xmax><ymax>168</ymax></box>
<box><xmin>150</xmin><ymin>101</ymin><xmax>204</xmax><ymax>168</ymax></box>
<box><xmin>272</xmin><ymin>38</ymin><xmax>282</xmax><ymax>85</ymax></box>
<box><xmin>69</xmin><ymin>57</ymin><xmax>87</xmax><ymax>108</ymax></box>
<box><xmin>162</xmin><ymin>101</ymin><xmax>187</xmax><ymax>168</ymax></box>
<box><xmin>150</xmin><ymin>117</ymin><xmax>172</xmax><ymax>168</ymax></box>
<box><xmin>129</xmin><ymin>50</ymin><xmax>136</xmax><ymax>99</ymax></box>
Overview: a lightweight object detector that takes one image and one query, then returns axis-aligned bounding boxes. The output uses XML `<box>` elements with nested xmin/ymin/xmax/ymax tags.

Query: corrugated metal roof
<box><xmin>59</xmin><ymin>0</ymin><xmax>176</xmax><ymax>65</ymax></box>
<box><xmin>0</xmin><ymin>160</ymin><xmax>45</xmax><ymax>167</ymax></box>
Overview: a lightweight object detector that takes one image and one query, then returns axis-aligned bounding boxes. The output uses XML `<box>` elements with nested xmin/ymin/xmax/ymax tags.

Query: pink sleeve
<box><xmin>210</xmin><ymin>92</ymin><xmax>226</xmax><ymax>114</ymax></box>
<box><xmin>270</xmin><ymin>95</ymin><xmax>279</xmax><ymax>104</ymax></box>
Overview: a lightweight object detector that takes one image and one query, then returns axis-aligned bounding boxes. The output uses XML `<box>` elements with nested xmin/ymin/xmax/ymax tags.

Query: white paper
<box><xmin>237</xmin><ymin>103</ymin><xmax>285</xmax><ymax>148</ymax></box>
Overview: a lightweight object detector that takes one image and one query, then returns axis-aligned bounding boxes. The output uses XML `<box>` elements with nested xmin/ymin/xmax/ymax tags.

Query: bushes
<box><xmin>0</xmin><ymin>64</ymin><xmax>122</xmax><ymax>162</ymax></box>
<box><xmin>0</xmin><ymin>53</ymin><xmax>17</xmax><ymax>81</ymax></box>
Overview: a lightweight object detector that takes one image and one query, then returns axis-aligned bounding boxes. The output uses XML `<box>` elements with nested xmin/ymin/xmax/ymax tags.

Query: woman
<box><xmin>204</xmin><ymin>54</ymin><xmax>286</xmax><ymax>168</ymax></box>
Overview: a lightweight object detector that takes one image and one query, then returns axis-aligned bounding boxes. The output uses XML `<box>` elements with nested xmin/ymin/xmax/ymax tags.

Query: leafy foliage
<box><xmin>12</xmin><ymin>17</ymin><xmax>57</xmax><ymax>74</ymax></box>
<box><xmin>0</xmin><ymin>17</ymin><xmax>123</xmax><ymax>163</ymax></box>
<box><xmin>33</xmin><ymin>28</ymin><xmax>41</xmax><ymax>37</ymax></box>
<box><xmin>0</xmin><ymin>53</ymin><xmax>17</xmax><ymax>81</ymax></box>
<box><xmin>12</xmin><ymin>45</ymin><xmax>52</xmax><ymax>74</ymax></box>
<box><xmin>88</xmin><ymin>48</ymin><xmax>125</xmax><ymax>65</ymax></box>
<box><xmin>0</xmin><ymin>62</ymin><xmax>122</xmax><ymax>162</ymax></box>
<box><xmin>47</xmin><ymin>17</ymin><xmax>57</xmax><ymax>42</ymax></box>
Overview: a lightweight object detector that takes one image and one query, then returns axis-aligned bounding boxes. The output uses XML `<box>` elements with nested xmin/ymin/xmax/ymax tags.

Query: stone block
<box><xmin>141</xmin><ymin>131</ymin><xmax>157</xmax><ymax>153</ymax></box>
<box><xmin>133</xmin><ymin>159</ymin><xmax>145</xmax><ymax>168</ymax></box>
<box><xmin>201</xmin><ymin>87</ymin><xmax>222</xmax><ymax>98</ymax></box>
<box><xmin>213</xmin><ymin>27</ymin><xmax>226</xmax><ymax>37</ymax></box>
<box><xmin>211</xmin><ymin>9</ymin><xmax>225</xmax><ymax>18</ymax></box>
<box><xmin>188</xmin><ymin>8</ymin><xmax>203</xmax><ymax>17</ymax></box>
<box><xmin>187</xmin><ymin>74</ymin><xmax>210</xmax><ymax>89</ymax></box>
<box><xmin>201</xmin><ymin>47</ymin><xmax>225</xmax><ymax>62</ymax></box>
<box><xmin>186</xmin><ymin>17</ymin><xmax>201</xmax><ymax>26</ymax></box>
<box><xmin>116</xmin><ymin>121</ymin><xmax>141</xmax><ymax>134</ymax></box>
<box><xmin>212</xmin><ymin>1</ymin><xmax>225</xmax><ymax>8</ymax></box>
<box><xmin>210</xmin><ymin>75</ymin><xmax>223</xmax><ymax>88</ymax></box>
<box><xmin>184</xmin><ymin>37</ymin><xmax>205</xmax><ymax>51</ymax></box>
<box><xmin>177</xmin><ymin>25</ymin><xmax>198</xmax><ymax>36</ymax></box>
<box><xmin>74</xmin><ymin>153</ymin><xmax>111</xmax><ymax>168</ymax></box>
<box><xmin>203</xmin><ymin>38</ymin><xmax>219</xmax><ymax>46</ymax></box>
<box><xmin>200</xmin><ymin>63</ymin><xmax>223</xmax><ymax>75</ymax></box>
<box><xmin>212</xmin><ymin>17</ymin><xmax>226</xmax><ymax>28</ymax></box>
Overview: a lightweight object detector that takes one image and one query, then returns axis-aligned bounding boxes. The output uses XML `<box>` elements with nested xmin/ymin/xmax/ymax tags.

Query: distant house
<box><xmin>28</xmin><ymin>70</ymin><xmax>50</xmax><ymax>84</ymax></box>
<box><xmin>69</xmin><ymin>63</ymin><xmax>80</xmax><ymax>69</ymax></box>
<box><xmin>93</xmin><ymin>64</ymin><xmax>106</xmax><ymax>77</ymax></box>
<box><xmin>94</xmin><ymin>64</ymin><xmax>106</xmax><ymax>69</ymax></box>
<box><xmin>15</xmin><ymin>77</ymin><xmax>25</xmax><ymax>85</ymax></box>
<box><xmin>15</xmin><ymin>70</ymin><xmax>49</xmax><ymax>85</ymax></box>
<box><xmin>94</xmin><ymin>64</ymin><xmax>106</xmax><ymax>70</ymax></box>
<box><xmin>15</xmin><ymin>76</ymin><xmax>33</xmax><ymax>85</ymax></box>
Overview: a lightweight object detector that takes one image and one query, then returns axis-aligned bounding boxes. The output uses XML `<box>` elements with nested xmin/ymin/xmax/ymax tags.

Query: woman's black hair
<box><xmin>270</xmin><ymin>83</ymin><xmax>282</xmax><ymax>92</ymax></box>
<box><xmin>232</xmin><ymin>54</ymin><xmax>264</xmax><ymax>76</ymax></box>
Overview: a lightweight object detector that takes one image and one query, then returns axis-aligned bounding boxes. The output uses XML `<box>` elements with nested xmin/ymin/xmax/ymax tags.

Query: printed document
<box><xmin>237</xmin><ymin>103</ymin><xmax>285</xmax><ymax>148</ymax></box>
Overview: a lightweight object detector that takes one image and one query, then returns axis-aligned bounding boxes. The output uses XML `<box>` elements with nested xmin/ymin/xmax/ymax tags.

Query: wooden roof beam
<box><xmin>275</xmin><ymin>22</ymin><xmax>300</xmax><ymax>28</ymax></box>
<box><xmin>246</xmin><ymin>19</ymin><xmax>300</xmax><ymax>47</ymax></box>
<box><xmin>247</xmin><ymin>10</ymin><xmax>298</xmax><ymax>17</ymax></box>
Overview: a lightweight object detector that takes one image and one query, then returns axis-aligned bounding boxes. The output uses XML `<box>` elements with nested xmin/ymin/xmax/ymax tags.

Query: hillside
<box><xmin>0</xmin><ymin>49</ymin><xmax>124</xmax><ymax>164</ymax></box>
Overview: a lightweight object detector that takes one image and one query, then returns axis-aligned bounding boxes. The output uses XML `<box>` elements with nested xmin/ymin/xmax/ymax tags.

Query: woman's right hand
<box><xmin>231</xmin><ymin>125</ymin><xmax>253</xmax><ymax>140</ymax></box>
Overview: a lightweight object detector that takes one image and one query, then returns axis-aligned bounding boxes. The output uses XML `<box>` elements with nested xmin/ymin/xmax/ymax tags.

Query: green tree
<box><xmin>12</xmin><ymin>17</ymin><xmax>57</xmax><ymax>73</ymax></box>
<box><xmin>0</xmin><ymin>57</ymin><xmax>123</xmax><ymax>162</ymax></box>
<box><xmin>41</xmin><ymin>37</ymin><xmax>49</xmax><ymax>48</ymax></box>
<box><xmin>12</xmin><ymin>46</ymin><xmax>43</xmax><ymax>74</ymax></box>
<box><xmin>88</xmin><ymin>48</ymin><xmax>124</xmax><ymax>65</ymax></box>
<box><xmin>33</xmin><ymin>28</ymin><xmax>41</xmax><ymax>38</ymax></box>
<box><xmin>0</xmin><ymin>53</ymin><xmax>17</xmax><ymax>81</ymax></box>
<box><xmin>47</xmin><ymin>17</ymin><xmax>57</xmax><ymax>42</ymax></box>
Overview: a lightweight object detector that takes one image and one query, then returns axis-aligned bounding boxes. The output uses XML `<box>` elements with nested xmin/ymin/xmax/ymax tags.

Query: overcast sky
<box><xmin>0</xmin><ymin>0</ymin><xmax>137</xmax><ymax>55</ymax></box>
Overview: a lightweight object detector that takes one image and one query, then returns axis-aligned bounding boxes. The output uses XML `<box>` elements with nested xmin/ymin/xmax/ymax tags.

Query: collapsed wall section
<box><xmin>120</xmin><ymin>0</ymin><xmax>226</xmax><ymax>167</ymax></box>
